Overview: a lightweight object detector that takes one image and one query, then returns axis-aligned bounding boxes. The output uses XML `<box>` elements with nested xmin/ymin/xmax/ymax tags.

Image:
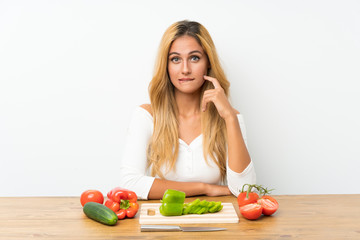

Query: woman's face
<box><xmin>168</xmin><ymin>35</ymin><xmax>209</xmax><ymax>95</ymax></box>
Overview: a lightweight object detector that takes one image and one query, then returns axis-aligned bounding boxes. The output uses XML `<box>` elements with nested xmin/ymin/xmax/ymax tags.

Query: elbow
<box><xmin>227</xmin><ymin>161</ymin><xmax>256</xmax><ymax>197</ymax></box>
<box><xmin>118</xmin><ymin>169</ymin><xmax>155</xmax><ymax>200</ymax></box>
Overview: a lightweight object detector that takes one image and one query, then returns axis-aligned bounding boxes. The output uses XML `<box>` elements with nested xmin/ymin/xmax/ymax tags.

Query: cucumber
<box><xmin>83</xmin><ymin>202</ymin><xmax>118</xmax><ymax>226</ymax></box>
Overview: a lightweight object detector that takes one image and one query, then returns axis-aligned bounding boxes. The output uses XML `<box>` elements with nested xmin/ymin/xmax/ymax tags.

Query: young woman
<box><xmin>119</xmin><ymin>20</ymin><xmax>256</xmax><ymax>200</ymax></box>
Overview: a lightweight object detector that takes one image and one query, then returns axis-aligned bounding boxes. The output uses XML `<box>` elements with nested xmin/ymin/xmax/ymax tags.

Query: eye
<box><xmin>170</xmin><ymin>57</ymin><xmax>180</xmax><ymax>63</ymax></box>
<box><xmin>190</xmin><ymin>55</ymin><xmax>200</xmax><ymax>62</ymax></box>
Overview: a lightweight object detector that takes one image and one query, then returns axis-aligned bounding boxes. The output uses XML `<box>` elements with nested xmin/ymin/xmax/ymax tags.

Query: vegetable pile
<box><xmin>81</xmin><ymin>187</ymin><xmax>139</xmax><ymax>226</ymax></box>
<box><xmin>159</xmin><ymin>189</ymin><xmax>223</xmax><ymax>216</ymax></box>
<box><xmin>237</xmin><ymin>184</ymin><xmax>279</xmax><ymax>220</ymax></box>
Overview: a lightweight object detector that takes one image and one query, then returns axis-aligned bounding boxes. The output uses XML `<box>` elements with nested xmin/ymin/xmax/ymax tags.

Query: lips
<box><xmin>179</xmin><ymin>78</ymin><xmax>195</xmax><ymax>82</ymax></box>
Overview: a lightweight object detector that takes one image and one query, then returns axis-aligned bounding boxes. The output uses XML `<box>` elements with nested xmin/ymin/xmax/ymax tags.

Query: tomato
<box><xmin>238</xmin><ymin>184</ymin><xmax>279</xmax><ymax>220</ymax></box>
<box><xmin>257</xmin><ymin>195</ymin><xmax>279</xmax><ymax>216</ymax></box>
<box><xmin>237</xmin><ymin>191</ymin><xmax>259</xmax><ymax>207</ymax></box>
<box><xmin>80</xmin><ymin>190</ymin><xmax>104</xmax><ymax>207</ymax></box>
<box><xmin>239</xmin><ymin>203</ymin><xmax>263</xmax><ymax>220</ymax></box>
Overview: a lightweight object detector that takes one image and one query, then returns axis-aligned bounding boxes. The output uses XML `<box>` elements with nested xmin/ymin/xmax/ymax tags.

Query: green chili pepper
<box><xmin>159</xmin><ymin>189</ymin><xmax>186</xmax><ymax>216</ymax></box>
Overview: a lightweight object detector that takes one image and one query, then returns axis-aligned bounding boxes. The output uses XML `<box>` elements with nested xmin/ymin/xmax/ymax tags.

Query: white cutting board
<box><xmin>139</xmin><ymin>203</ymin><xmax>239</xmax><ymax>224</ymax></box>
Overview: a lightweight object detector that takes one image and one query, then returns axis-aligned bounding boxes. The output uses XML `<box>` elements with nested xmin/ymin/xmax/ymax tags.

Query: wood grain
<box><xmin>0</xmin><ymin>195</ymin><xmax>360</xmax><ymax>239</ymax></box>
<box><xmin>139</xmin><ymin>203</ymin><xmax>239</xmax><ymax>224</ymax></box>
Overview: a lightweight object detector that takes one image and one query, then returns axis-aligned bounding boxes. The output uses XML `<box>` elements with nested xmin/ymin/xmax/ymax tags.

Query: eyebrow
<box><xmin>168</xmin><ymin>50</ymin><xmax>203</xmax><ymax>56</ymax></box>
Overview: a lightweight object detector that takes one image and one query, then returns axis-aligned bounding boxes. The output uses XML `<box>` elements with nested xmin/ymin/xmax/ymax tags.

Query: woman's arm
<box><xmin>224</xmin><ymin>112</ymin><xmax>251</xmax><ymax>173</ymax></box>
<box><xmin>148</xmin><ymin>179</ymin><xmax>230</xmax><ymax>199</ymax></box>
<box><xmin>225</xmin><ymin>114</ymin><xmax>256</xmax><ymax>196</ymax></box>
<box><xmin>118</xmin><ymin>107</ymin><xmax>156</xmax><ymax>200</ymax></box>
<box><xmin>202</xmin><ymin>75</ymin><xmax>256</xmax><ymax>196</ymax></box>
<box><xmin>202</xmin><ymin>75</ymin><xmax>251</xmax><ymax>173</ymax></box>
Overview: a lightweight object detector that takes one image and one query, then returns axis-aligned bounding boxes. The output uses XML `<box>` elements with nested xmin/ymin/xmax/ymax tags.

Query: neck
<box><xmin>174</xmin><ymin>90</ymin><xmax>201</xmax><ymax>117</ymax></box>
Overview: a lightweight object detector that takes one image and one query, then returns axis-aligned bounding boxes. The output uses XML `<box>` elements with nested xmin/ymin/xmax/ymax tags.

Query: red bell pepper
<box><xmin>104</xmin><ymin>187</ymin><xmax>139</xmax><ymax>219</ymax></box>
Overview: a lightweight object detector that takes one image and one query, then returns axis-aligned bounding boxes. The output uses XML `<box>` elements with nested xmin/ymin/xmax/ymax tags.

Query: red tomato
<box><xmin>257</xmin><ymin>195</ymin><xmax>279</xmax><ymax>216</ymax></box>
<box><xmin>237</xmin><ymin>191</ymin><xmax>259</xmax><ymax>207</ymax></box>
<box><xmin>239</xmin><ymin>203</ymin><xmax>263</xmax><ymax>220</ymax></box>
<box><xmin>80</xmin><ymin>190</ymin><xmax>104</xmax><ymax>207</ymax></box>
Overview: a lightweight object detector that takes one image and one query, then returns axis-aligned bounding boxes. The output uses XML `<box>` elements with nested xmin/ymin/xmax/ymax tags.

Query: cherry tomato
<box><xmin>257</xmin><ymin>195</ymin><xmax>279</xmax><ymax>216</ymax></box>
<box><xmin>80</xmin><ymin>190</ymin><xmax>104</xmax><ymax>207</ymax></box>
<box><xmin>237</xmin><ymin>191</ymin><xmax>259</xmax><ymax>207</ymax></box>
<box><xmin>239</xmin><ymin>203</ymin><xmax>263</xmax><ymax>220</ymax></box>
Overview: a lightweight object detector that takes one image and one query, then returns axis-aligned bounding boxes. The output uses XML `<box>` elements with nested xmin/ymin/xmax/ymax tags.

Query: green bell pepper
<box><xmin>159</xmin><ymin>189</ymin><xmax>186</xmax><ymax>216</ymax></box>
<box><xmin>183</xmin><ymin>199</ymin><xmax>223</xmax><ymax>214</ymax></box>
<box><xmin>159</xmin><ymin>189</ymin><xmax>223</xmax><ymax>216</ymax></box>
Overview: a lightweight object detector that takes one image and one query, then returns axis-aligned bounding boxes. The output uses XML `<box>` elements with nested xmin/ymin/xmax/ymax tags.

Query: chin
<box><xmin>175</xmin><ymin>87</ymin><xmax>202</xmax><ymax>95</ymax></box>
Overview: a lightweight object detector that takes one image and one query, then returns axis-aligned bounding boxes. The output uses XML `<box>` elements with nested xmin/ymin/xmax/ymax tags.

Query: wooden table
<box><xmin>1</xmin><ymin>195</ymin><xmax>359</xmax><ymax>239</ymax></box>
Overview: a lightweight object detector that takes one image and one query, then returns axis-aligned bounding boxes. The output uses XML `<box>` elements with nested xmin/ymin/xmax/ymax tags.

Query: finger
<box><xmin>204</xmin><ymin>75</ymin><xmax>221</xmax><ymax>89</ymax></box>
<box><xmin>203</xmin><ymin>89</ymin><xmax>223</xmax><ymax>102</ymax></box>
<box><xmin>202</xmin><ymin>92</ymin><xmax>217</xmax><ymax>112</ymax></box>
<box><xmin>203</xmin><ymin>89</ymin><xmax>215</xmax><ymax>97</ymax></box>
<box><xmin>201</xmin><ymin>96</ymin><xmax>208</xmax><ymax>112</ymax></box>
<box><xmin>201</xmin><ymin>94</ymin><xmax>212</xmax><ymax>112</ymax></box>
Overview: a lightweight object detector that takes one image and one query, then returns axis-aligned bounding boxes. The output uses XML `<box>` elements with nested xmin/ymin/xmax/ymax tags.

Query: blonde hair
<box><xmin>147</xmin><ymin>20</ymin><xmax>230</xmax><ymax>182</ymax></box>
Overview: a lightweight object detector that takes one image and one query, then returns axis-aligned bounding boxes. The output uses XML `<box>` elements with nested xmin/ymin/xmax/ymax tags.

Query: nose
<box><xmin>182</xmin><ymin>61</ymin><xmax>191</xmax><ymax>75</ymax></box>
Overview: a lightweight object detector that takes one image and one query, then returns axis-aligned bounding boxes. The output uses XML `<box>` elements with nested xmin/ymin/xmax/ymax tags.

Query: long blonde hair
<box><xmin>147</xmin><ymin>20</ymin><xmax>230</xmax><ymax>182</ymax></box>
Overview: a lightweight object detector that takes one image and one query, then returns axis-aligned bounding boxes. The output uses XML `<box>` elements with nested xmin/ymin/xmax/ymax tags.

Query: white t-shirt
<box><xmin>119</xmin><ymin>107</ymin><xmax>256</xmax><ymax>200</ymax></box>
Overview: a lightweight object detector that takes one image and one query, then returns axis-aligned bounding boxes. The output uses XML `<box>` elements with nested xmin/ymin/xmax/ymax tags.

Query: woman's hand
<box><xmin>201</xmin><ymin>75</ymin><xmax>236</xmax><ymax>120</ymax></box>
<box><xmin>204</xmin><ymin>183</ymin><xmax>232</xmax><ymax>197</ymax></box>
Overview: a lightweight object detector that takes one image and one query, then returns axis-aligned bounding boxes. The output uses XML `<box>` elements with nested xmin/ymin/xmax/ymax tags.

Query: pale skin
<box><xmin>142</xmin><ymin>35</ymin><xmax>251</xmax><ymax>199</ymax></box>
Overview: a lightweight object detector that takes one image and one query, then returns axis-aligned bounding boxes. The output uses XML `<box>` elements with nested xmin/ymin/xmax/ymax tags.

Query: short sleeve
<box><xmin>226</xmin><ymin>114</ymin><xmax>256</xmax><ymax>197</ymax></box>
<box><xmin>118</xmin><ymin>107</ymin><xmax>155</xmax><ymax>200</ymax></box>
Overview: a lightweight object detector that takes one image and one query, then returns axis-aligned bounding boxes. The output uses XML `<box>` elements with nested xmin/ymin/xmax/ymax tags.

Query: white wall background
<box><xmin>1</xmin><ymin>0</ymin><xmax>359</xmax><ymax>197</ymax></box>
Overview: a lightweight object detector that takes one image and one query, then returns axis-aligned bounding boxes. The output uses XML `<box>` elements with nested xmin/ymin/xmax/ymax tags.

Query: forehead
<box><xmin>169</xmin><ymin>35</ymin><xmax>204</xmax><ymax>54</ymax></box>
